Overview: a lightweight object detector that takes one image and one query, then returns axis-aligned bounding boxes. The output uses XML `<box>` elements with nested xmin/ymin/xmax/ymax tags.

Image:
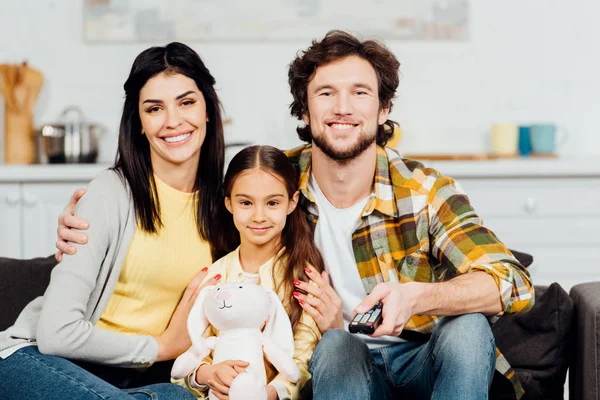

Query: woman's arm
<box><xmin>37</xmin><ymin>172</ymin><xmax>159</xmax><ymax>367</ymax></box>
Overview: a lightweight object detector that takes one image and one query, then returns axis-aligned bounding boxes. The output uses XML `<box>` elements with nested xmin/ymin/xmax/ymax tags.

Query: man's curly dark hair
<box><xmin>288</xmin><ymin>30</ymin><xmax>400</xmax><ymax>146</ymax></box>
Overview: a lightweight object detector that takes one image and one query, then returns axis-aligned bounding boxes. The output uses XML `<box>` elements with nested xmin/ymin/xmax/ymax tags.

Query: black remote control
<box><xmin>349</xmin><ymin>302</ymin><xmax>382</xmax><ymax>334</ymax></box>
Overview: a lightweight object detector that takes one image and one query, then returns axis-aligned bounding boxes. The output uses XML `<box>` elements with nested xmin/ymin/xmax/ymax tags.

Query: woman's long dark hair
<box><xmin>112</xmin><ymin>42</ymin><xmax>225</xmax><ymax>259</ymax></box>
<box><xmin>217</xmin><ymin>145</ymin><xmax>325</xmax><ymax>331</ymax></box>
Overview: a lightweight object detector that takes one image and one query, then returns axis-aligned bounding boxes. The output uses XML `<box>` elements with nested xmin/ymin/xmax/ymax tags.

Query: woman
<box><xmin>0</xmin><ymin>42</ymin><xmax>225</xmax><ymax>399</ymax></box>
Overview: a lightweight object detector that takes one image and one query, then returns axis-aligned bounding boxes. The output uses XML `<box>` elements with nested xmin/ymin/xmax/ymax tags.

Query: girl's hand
<box><xmin>293</xmin><ymin>268</ymin><xmax>344</xmax><ymax>333</ymax></box>
<box><xmin>266</xmin><ymin>384</ymin><xmax>278</xmax><ymax>400</ymax></box>
<box><xmin>154</xmin><ymin>269</ymin><xmax>221</xmax><ymax>361</ymax></box>
<box><xmin>196</xmin><ymin>360</ymin><xmax>249</xmax><ymax>398</ymax></box>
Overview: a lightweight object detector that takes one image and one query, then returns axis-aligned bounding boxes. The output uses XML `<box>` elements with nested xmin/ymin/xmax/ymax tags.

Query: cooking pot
<box><xmin>36</xmin><ymin>106</ymin><xmax>105</xmax><ymax>163</ymax></box>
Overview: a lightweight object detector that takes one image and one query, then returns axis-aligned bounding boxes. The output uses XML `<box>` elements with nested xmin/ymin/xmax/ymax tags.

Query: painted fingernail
<box><xmin>299</xmin><ymin>299</ymin><xmax>305</xmax><ymax>305</ymax></box>
<box><xmin>304</xmin><ymin>267</ymin><xmax>312</xmax><ymax>274</ymax></box>
<box><xmin>201</xmin><ymin>267</ymin><xmax>208</xmax><ymax>273</ymax></box>
<box><xmin>293</xmin><ymin>280</ymin><xmax>301</xmax><ymax>286</ymax></box>
<box><xmin>293</xmin><ymin>291</ymin><xmax>300</xmax><ymax>297</ymax></box>
<box><xmin>214</xmin><ymin>274</ymin><xmax>221</xmax><ymax>281</ymax></box>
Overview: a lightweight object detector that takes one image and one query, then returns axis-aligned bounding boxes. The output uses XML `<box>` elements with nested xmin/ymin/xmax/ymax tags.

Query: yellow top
<box><xmin>96</xmin><ymin>175</ymin><xmax>212</xmax><ymax>336</ymax></box>
<box><xmin>174</xmin><ymin>247</ymin><xmax>321</xmax><ymax>400</ymax></box>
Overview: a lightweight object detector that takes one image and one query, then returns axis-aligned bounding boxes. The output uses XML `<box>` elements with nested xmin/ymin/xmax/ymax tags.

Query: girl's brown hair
<box><xmin>216</xmin><ymin>145</ymin><xmax>325</xmax><ymax>331</ymax></box>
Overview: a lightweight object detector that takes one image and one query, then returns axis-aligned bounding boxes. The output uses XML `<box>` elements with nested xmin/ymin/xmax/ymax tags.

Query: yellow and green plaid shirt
<box><xmin>286</xmin><ymin>144</ymin><xmax>535</xmax><ymax>399</ymax></box>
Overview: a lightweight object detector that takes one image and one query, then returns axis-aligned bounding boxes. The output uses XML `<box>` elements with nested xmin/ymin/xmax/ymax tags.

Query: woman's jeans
<box><xmin>0</xmin><ymin>346</ymin><xmax>196</xmax><ymax>400</ymax></box>
<box><xmin>310</xmin><ymin>314</ymin><xmax>497</xmax><ymax>400</ymax></box>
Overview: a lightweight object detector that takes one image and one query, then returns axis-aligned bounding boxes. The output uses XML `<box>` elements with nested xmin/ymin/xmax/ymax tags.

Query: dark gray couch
<box><xmin>0</xmin><ymin>255</ymin><xmax>598</xmax><ymax>399</ymax></box>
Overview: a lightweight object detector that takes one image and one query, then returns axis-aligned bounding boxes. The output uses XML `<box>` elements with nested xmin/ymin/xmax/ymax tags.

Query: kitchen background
<box><xmin>1</xmin><ymin>0</ymin><xmax>599</xmax><ymax>160</ymax></box>
<box><xmin>1</xmin><ymin>2</ymin><xmax>599</xmax><ymax>396</ymax></box>
<box><xmin>1</xmin><ymin>1</ymin><xmax>599</xmax><ymax>289</ymax></box>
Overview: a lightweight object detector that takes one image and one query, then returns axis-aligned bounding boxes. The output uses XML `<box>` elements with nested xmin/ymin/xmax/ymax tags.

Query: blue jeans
<box><xmin>310</xmin><ymin>314</ymin><xmax>496</xmax><ymax>400</ymax></box>
<box><xmin>0</xmin><ymin>346</ymin><xmax>196</xmax><ymax>400</ymax></box>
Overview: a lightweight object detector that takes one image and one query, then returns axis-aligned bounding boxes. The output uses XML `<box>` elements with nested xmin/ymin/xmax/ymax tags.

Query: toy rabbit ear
<box><xmin>263</xmin><ymin>290</ymin><xmax>295</xmax><ymax>357</ymax></box>
<box><xmin>187</xmin><ymin>286</ymin><xmax>214</xmax><ymax>351</ymax></box>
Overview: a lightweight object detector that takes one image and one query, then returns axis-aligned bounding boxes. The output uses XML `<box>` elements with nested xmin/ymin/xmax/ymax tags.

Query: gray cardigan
<box><xmin>0</xmin><ymin>169</ymin><xmax>159</xmax><ymax>367</ymax></box>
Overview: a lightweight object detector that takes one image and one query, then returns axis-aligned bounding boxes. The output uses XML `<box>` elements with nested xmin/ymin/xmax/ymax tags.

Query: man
<box><xmin>56</xmin><ymin>31</ymin><xmax>534</xmax><ymax>399</ymax></box>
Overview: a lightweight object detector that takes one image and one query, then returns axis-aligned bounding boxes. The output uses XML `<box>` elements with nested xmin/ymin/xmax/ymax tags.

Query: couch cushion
<box><xmin>0</xmin><ymin>255</ymin><xmax>57</xmax><ymax>331</ymax></box>
<box><xmin>490</xmin><ymin>283</ymin><xmax>574</xmax><ymax>400</ymax></box>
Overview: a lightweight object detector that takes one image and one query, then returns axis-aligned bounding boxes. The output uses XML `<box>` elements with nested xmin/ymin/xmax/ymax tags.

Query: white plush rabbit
<box><xmin>171</xmin><ymin>282</ymin><xmax>301</xmax><ymax>400</ymax></box>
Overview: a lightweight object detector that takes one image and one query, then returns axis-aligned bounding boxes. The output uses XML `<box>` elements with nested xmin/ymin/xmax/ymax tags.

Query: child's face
<box><xmin>225</xmin><ymin>168</ymin><xmax>299</xmax><ymax>250</ymax></box>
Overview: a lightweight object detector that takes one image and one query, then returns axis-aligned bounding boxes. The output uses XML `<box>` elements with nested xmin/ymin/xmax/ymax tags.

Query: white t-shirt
<box><xmin>309</xmin><ymin>174</ymin><xmax>405</xmax><ymax>348</ymax></box>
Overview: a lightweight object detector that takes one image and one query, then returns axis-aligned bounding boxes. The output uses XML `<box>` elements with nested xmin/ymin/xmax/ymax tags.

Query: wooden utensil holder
<box><xmin>4</xmin><ymin>109</ymin><xmax>35</xmax><ymax>164</ymax></box>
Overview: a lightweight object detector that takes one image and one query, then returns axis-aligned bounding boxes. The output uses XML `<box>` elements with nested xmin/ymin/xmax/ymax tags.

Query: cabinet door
<box><xmin>21</xmin><ymin>182</ymin><xmax>90</xmax><ymax>259</ymax></box>
<box><xmin>0</xmin><ymin>183</ymin><xmax>22</xmax><ymax>258</ymax></box>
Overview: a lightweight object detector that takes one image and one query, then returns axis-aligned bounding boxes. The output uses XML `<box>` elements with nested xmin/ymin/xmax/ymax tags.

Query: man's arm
<box><xmin>55</xmin><ymin>188</ymin><xmax>89</xmax><ymax>261</ymax></box>
<box><xmin>357</xmin><ymin>174</ymin><xmax>534</xmax><ymax>337</ymax></box>
<box><xmin>426</xmin><ymin>175</ymin><xmax>535</xmax><ymax>318</ymax></box>
<box><xmin>356</xmin><ymin>272</ymin><xmax>501</xmax><ymax>337</ymax></box>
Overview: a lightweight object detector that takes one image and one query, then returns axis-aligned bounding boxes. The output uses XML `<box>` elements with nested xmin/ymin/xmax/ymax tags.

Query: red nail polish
<box><xmin>304</xmin><ymin>267</ymin><xmax>311</xmax><ymax>274</ymax></box>
<box><xmin>201</xmin><ymin>267</ymin><xmax>208</xmax><ymax>273</ymax></box>
<box><xmin>293</xmin><ymin>280</ymin><xmax>301</xmax><ymax>286</ymax></box>
<box><xmin>293</xmin><ymin>291</ymin><xmax>300</xmax><ymax>297</ymax></box>
<box><xmin>299</xmin><ymin>299</ymin><xmax>305</xmax><ymax>305</ymax></box>
<box><xmin>214</xmin><ymin>274</ymin><xmax>221</xmax><ymax>280</ymax></box>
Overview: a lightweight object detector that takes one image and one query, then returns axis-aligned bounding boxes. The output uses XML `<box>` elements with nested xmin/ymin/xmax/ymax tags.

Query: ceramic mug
<box><xmin>518</xmin><ymin>126</ymin><xmax>532</xmax><ymax>156</ymax></box>
<box><xmin>491</xmin><ymin>123</ymin><xmax>518</xmax><ymax>156</ymax></box>
<box><xmin>529</xmin><ymin>123</ymin><xmax>568</xmax><ymax>154</ymax></box>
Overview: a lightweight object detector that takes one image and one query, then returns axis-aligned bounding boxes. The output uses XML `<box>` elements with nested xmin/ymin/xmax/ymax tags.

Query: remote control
<box><xmin>349</xmin><ymin>302</ymin><xmax>383</xmax><ymax>334</ymax></box>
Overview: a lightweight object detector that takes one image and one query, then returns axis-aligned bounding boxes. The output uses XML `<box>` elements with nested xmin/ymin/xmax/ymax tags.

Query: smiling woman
<box><xmin>0</xmin><ymin>42</ymin><xmax>226</xmax><ymax>400</ymax></box>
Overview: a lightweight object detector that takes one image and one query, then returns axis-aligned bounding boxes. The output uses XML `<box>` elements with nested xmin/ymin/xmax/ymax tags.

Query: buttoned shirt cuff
<box><xmin>188</xmin><ymin>362</ymin><xmax>210</xmax><ymax>391</ymax></box>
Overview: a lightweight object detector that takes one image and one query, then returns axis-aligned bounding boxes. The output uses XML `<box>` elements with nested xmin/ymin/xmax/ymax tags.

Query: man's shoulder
<box><xmin>385</xmin><ymin>148</ymin><xmax>454</xmax><ymax>192</ymax></box>
<box><xmin>284</xmin><ymin>144</ymin><xmax>309</xmax><ymax>164</ymax></box>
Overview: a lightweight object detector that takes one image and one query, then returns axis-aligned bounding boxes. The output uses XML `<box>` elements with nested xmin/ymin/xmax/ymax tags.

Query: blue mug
<box><xmin>518</xmin><ymin>126</ymin><xmax>532</xmax><ymax>156</ymax></box>
<box><xmin>529</xmin><ymin>124</ymin><xmax>568</xmax><ymax>154</ymax></box>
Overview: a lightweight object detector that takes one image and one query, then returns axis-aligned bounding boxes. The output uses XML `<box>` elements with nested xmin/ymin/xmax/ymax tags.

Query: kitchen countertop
<box><xmin>408</xmin><ymin>156</ymin><xmax>600</xmax><ymax>178</ymax></box>
<box><xmin>0</xmin><ymin>163</ymin><xmax>111</xmax><ymax>182</ymax></box>
<box><xmin>0</xmin><ymin>156</ymin><xmax>598</xmax><ymax>182</ymax></box>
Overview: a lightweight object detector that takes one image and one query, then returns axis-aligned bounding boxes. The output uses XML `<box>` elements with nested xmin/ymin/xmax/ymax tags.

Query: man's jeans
<box><xmin>0</xmin><ymin>346</ymin><xmax>196</xmax><ymax>400</ymax></box>
<box><xmin>310</xmin><ymin>314</ymin><xmax>496</xmax><ymax>400</ymax></box>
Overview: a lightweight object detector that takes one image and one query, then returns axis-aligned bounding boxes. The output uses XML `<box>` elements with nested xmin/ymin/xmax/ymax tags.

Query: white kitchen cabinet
<box><xmin>0</xmin><ymin>165</ymin><xmax>108</xmax><ymax>259</ymax></box>
<box><xmin>426</xmin><ymin>159</ymin><xmax>600</xmax><ymax>292</ymax></box>
<box><xmin>0</xmin><ymin>183</ymin><xmax>22</xmax><ymax>258</ymax></box>
<box><xmin>21</xmin><ymin>182</ymin><xmax>93</xmax><ymax>258</ymax></box>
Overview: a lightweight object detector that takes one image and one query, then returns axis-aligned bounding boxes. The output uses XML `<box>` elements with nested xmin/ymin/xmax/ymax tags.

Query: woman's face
<box><xmin>138</xmin><ymin>72</ymin><xmax>208</xmax><ymax>172</ymax></box>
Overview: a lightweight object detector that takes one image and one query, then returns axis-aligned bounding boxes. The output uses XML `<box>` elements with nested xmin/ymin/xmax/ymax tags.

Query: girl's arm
<box><xmin>36</xmin><ymin>171</ymin><xmax>159</xmax><ymax>367</ymax></box>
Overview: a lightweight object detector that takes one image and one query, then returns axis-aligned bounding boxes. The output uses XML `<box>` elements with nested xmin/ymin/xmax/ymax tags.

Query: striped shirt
<box><xmin>286</xmin><ymin>144</ymin><xmax>535</xmax><ymax>399</ymax></box>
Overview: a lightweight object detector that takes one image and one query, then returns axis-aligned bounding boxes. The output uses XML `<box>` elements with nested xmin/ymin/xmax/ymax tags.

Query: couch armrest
<box><xmin>0</xmin><ymin>255</ymin><xmax>56</xmax><ymax>331</ymax></box>
<box><xmin>569</xmin><ymin>282</ymin><xmax>600</xmax><ymax>400</ymax></box>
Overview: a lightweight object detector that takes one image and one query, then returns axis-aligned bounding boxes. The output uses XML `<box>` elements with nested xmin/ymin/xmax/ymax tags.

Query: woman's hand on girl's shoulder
<box><xmin>154</xmin><ymin>267</ymin><xmax>221</xmax><ymax>361</ymax></box>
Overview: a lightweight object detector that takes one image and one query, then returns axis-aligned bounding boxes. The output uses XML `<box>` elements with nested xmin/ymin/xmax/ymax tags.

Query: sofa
<box><xmin>1</xmin><ymin>254</ymin><xmax>598</xmax><ymax>399</ymax></box>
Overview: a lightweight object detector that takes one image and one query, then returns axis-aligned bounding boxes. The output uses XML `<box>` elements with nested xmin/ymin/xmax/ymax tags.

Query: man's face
<box><xmin>303</xmin><ymin>55</ymin><xmax>389</xmax><ymax>161</ymax></box>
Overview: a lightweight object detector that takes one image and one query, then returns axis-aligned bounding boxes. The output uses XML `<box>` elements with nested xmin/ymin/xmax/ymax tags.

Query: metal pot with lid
<box><xmin>36</xmin><ymin>106</ymin><xmax>105</xmax><ymax>163</ymax></box>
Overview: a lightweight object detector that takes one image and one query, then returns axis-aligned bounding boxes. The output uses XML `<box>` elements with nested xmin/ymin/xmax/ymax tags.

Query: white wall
<box><xmin>1</xmin><ymin>0</ymin><xmax>599</xmax><ymax>162</ymax></box>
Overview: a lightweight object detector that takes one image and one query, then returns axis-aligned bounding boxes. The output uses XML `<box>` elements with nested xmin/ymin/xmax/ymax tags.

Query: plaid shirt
<box><xmin>286</xmin><ymin>144</ymin><xmax>535</xmax><ymax>399</ymax></box>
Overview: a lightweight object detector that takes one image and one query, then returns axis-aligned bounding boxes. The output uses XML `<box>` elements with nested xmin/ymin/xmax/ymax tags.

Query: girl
<box><xmin>0</xmin><ymin>42</ymin><xmax>225</xmax><ymax>399</ymax></box>
<box><xmin>181</xmin><ymin>145</ymin><xmax>325</xmax><ymax>400</ymax></box>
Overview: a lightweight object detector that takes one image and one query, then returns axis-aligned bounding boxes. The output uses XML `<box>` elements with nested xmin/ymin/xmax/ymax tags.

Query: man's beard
<box><xmin>312</xmin><ymin>129</ymin><xmax>376</xmax><ymax>161</ymax></box>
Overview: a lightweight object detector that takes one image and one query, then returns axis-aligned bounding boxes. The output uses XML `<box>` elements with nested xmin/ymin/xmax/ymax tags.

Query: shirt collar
<box><xmin>296</xmin><ymin>144</ymin><xmax>399</xmax><ymax>218</ymax></box>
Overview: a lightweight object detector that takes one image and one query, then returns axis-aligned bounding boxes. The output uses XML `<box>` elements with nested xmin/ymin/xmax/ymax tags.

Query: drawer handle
<box><xmin>524</xmin><ymin>197</ymin><xmax>537</xmax><ymax>213</ymax></box>
<box><xmin>5</xmin><ymin>192</ymin><xmax>20</xmax><ymax>206</ymax></box>
<box><xmin>23</xmin><ymin>193</ymin><xmax>37</xmax><ymax>207</ymax></box>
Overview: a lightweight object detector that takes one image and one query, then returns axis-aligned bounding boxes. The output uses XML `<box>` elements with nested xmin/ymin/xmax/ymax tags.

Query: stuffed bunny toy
<box><xmin>171</xmin><ymin>282</ymin><xmax>301</xmax><ymax>400</ymax></box>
